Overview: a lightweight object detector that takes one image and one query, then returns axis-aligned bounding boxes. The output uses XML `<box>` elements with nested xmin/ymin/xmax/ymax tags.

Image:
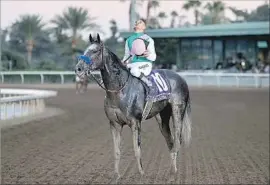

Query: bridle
<box><xmin>86</xmin><ymin>44</ymin><xmax>131</xmax><ymax>93</ymax></box>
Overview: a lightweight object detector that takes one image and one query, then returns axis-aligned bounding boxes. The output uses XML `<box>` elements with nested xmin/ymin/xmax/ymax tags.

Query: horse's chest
<box><xmin>104</xmin><ymin>107</ymin><xmax>128</xmax><ymax>125</ymax></box>
<box><xmin>104</xmin><ymin>98</ymin><xmax>129</xmax><ymax>125</ymax></box>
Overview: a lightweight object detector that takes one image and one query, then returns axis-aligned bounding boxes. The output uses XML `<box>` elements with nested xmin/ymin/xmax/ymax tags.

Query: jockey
<box><xmin>122</xmin><ymin>18</ymin><xmax>156</xmax><ymax>89</ymax></box>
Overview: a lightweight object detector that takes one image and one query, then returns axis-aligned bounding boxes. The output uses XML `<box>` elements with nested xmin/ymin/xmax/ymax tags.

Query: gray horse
<box><xmin>75</xmin><ymin>33</ymin><xmax>192</xmax><ymax>180</ymax></box>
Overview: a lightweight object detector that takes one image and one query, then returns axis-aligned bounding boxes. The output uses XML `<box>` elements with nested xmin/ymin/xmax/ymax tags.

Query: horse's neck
<box><xmin>100</xmin><ymin>55</ymin><xmax>129</xmax><ymax>91</ymax></box>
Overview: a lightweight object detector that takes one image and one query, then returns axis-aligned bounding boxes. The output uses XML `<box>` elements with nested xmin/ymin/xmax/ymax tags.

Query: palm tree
<box><xmin>0</xmin><ymin>29</ymin><xmax>9</xmax><ymax>70</ymax></box>
<box><xmin>110</xmin><ymin>19</ymin><xmax>118</xmax><ymax>38</ymax></box>
<box><xmin>229</xmin><ymin>7</ymin><xmax>249</xmax><ymax>22</ymax></box>
<box><xmin>105</xmin><ymin>19</ymin><xmax>120</xmax><ymax>54</ymax></box>
<box><xmin>182</xmin><ymin>0</ymin><xmax>202</xmax><ymax>25</ymax></box>
<box><xmin>148</xmin><ymin>17</ymin><xmax>160</xmax><ymax>29</ymax></box>
<box><xmin>144</xmin><ymin>0</ymin><xmax>160</xmax><ymax>29</ymax></box>
<box><xmin>1</xmin><ymin>29</ymin><xmax>8</xmax><ymax>46</ymax></box>
<box><xmin>120</xmin><ymin>0</ymin><xmax>144</xmax><ymax>31</ymax></box>
<box><xmin>157</xmin><ymin>12</ymin><xmax>167</xmax><ymax>28</ymax></box>
<box><xmin>178</xmin><ymin>14</ymin><xmax>187</xmax><ymax>27</ymax></box>
<box><xmin>9</xmin><ymin>14</ymin><xmax>45</xmax><ymax>66</ymax></box>
<box><xmin>146</xmin><ymin>0</ymin><xmax>160</xmax><ymax>24</ymax></box>
<box><xmin>230</xmin><ymin>4</ymin><xmax>269</xmax><ymax>22</ymax></box>
<box><xmin>50</xmin><ymin>15</ymin><xmax>69</xmax><ymax>43</ymax></box>
<box><xmin>203</xmin><ymin>1</ymin><xmax>227</xmax><ymax>24</ymax></box>
<box><xmin>170</xmin><ymin>11</ymin><xmax>178</xmax><ymax>28</ymax></box>
<box><xmin>53</xmin><ymin>6</ymin><xmax>101</xmax><ymax>60</ymax></box>
<box><xmin>62</xmin><ymin>7</ymin><xmax>101</xmax><ymax>49</ymax></box>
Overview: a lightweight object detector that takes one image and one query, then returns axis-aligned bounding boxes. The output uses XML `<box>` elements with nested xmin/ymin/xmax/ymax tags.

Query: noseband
<box><xmin>86</xmin><ymin>44</ymin><xmax>130</xmax><ymax>93</ymax></box>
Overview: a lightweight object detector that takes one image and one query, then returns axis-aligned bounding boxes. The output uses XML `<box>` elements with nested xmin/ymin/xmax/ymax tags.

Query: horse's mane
<box><xmin>105</xmin><ymin>46</ymin><xmax>129</xmax><ymax>71</ymax></box>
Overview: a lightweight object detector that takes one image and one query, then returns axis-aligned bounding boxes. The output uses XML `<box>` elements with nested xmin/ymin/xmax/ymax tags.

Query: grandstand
<box><xmin>120</xmin><ymin>21</ymin><xmax>270</xmax><ymax>71</ymax></box>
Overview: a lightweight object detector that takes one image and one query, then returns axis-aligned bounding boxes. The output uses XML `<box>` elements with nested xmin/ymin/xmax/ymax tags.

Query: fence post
<box><xmin>60</xmin><ymin>74</ymin><xmax>64</xmax><ymax>84</ymax></box>
<box><xmin>217</xmin><ymin>75</ymin><xmax>221</xmax><ymax>87</ymax></box>
<box><xmin>197</xmin><ymin>75</ymin><xmax>202</xmax><ymax>87</ymax></box>
<box><xmin>254</xmin><ymin>75</ymin><xmax>261</xmax><ymax>88</ymax></box>
<box><xmin>20</xmin><ymin>74</ymin><xmax>24</xmax><ymax>84</ymax></box>
<box><xmin>1</xmin><ymin>74</ymin><xmax>4</xmax><ymax>84</ymax></box>
<box><xmin>40</xmin><ymin>74</ymin><xmax>44</xmax><ymax>84</ymax></box>
<box><xmin>235</xmin><ymin>76</ymin><xmax>240</xmax><ymax>87</ymax></box>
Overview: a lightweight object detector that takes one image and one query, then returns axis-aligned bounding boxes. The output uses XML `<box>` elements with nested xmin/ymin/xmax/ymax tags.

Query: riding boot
<box><xmin>139</xmin><ymin>73</ymin><xmax>155</xmax><ymax>120</ymax></box>
<box><xmin>139</xmin><ymin>73</ymin><xmax>152</xmax><ymax>87</ymax></box>
<box><xmin>139</xmin><ymin>73</ymin><xmax>155</xmax><ymax>99</ymax></box>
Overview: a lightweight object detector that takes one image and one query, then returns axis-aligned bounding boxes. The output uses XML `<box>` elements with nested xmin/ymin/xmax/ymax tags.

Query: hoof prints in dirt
<box><xmin>1</xmin><ymin>88</ymin><xmax>269</xmax><ymax>184</ymax></box>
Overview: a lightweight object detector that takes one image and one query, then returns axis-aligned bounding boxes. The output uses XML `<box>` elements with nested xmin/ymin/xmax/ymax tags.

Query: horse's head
<box><xmin>75</xmin><ymin>33</ymin><xmax>104</xmax><ymax>78</ymax></box>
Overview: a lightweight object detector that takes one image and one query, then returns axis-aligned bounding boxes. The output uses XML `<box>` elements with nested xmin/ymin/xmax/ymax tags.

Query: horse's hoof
<box><xmin>139</xmin><ymin>170</ymin><xmax>144</xmax><ymax>176</ymax></box>
<box><xmin>168</xmin><ymin>173</ymin><xmax>176</xmax><ymax>183</ymax></box>
<box><xmin>112</xmin><ymin>173</ymin><xmax>121</xmax><ymax>184</ymax></box>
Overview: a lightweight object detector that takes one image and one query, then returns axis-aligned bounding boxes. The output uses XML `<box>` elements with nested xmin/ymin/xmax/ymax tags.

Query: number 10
<box><xmin>151</xmin><ymin>73</ymin><xmax>168</xmax><ymax>92</ymax></box>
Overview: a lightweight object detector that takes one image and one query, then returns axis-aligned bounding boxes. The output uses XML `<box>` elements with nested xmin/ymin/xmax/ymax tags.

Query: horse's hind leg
<box><xmin>155</xmin><ymin>105</ymin><xmax>176</xmax><ymax>173</ymax></box>
<box><xmin>131</xmin><ymin>121</ymin><xmax>144</xmax><ymax>175</ymax></box>
<box><xmin>155</xmin><ymin>105</ymin><xmax>173</xmax><ymax>151</ymax></box>
<box><xmin>110</xmin><ymin>122</ymin><xmax>123</xmax><ymax>179</ymax></box>
<box><xmin>170</xmin><ymin>103</ymin><xmax>183</xmax><ymax>173</ymax></box>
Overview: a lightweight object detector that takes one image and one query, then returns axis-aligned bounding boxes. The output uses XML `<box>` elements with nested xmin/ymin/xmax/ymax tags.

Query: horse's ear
<box><xmin>89</xmin><ymin>34</ymin><xmax>93</xmax><ymax>43</ymax></box>
<box><xmin>97</xmin><ymin>33</ymin><xmax>101</xmax><ymax>43</ymax></box>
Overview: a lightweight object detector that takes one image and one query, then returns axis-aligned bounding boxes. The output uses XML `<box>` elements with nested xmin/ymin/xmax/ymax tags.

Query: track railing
<box><xmin>0</xmin><ymin>88</ymin><xmax>58</xmax><ymax>120</ymax></box>
<box><xmin>0</xmin><ymin>71</ymin><xmax>269</xmax><ymax>88</ymax></box>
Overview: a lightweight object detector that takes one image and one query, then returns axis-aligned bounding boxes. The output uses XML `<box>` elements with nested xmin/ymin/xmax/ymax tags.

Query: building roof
<box><xmin>120</xmin><ymin>21</ymin><xmax>270</xmax><ymax>39</ymax></box>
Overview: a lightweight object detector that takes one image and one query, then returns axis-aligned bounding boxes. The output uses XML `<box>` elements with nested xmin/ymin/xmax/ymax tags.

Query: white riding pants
<box><xmin>127</xmin><ymin>62</ymin><xmax>152</xmax><ymax>78</ymax></box>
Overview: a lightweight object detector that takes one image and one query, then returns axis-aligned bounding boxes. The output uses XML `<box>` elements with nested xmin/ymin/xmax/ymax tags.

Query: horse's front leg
<box><xmin>75</xmin><ymin>82</ymin><xmax>79</xmax><ymax>94</ymax></box>
<box><xmin>131</xmin><ymin>121</ymin><xmax>144</xmax><ymax>175</ymax></box>
<box><xmin>110</xmin><ymin>122</ymin><xmax>123</xmax><ymax>179</ymax></box>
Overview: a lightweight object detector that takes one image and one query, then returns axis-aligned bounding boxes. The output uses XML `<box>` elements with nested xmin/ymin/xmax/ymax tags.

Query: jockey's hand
<box><xmin>142</xmin><ymin>51</ymin><xmax>150</xmax><ymax>57</ymax></box>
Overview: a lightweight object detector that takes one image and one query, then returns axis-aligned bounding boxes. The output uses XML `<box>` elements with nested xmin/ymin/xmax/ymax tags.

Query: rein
<box><xmin>87</xmin><ymin>47</ymin><xmax>131</xmax><ymax>93</ymax></box>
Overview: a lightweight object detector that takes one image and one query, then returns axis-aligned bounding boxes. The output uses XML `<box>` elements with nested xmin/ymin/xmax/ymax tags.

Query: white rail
<box><xmin>0</xmin><ymin>71</ymin><xmax>269</xmax><ymax>88</ymax></box>
<box><xmin>178</xmin><ymin>72</ymin><xmax>269</xmax><ymax>88</ymax></box>
<box><xmin>0</xmin><ymin>88</ymin><xmax>58</xmax><ymax>120</ymax></box>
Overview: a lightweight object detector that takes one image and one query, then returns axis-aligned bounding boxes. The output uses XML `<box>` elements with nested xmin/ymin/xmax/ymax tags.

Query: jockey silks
<box><xmin>122</xmin><ymin>32</ymin><xmax>157</xmax><ymax>64</ymax></box>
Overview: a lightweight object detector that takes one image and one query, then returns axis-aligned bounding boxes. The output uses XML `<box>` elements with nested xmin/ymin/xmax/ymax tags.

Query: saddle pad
<box><xmin>146</xmin><ymin>70</ymin><xmax>171</xmax><ymax>102</ymax></box>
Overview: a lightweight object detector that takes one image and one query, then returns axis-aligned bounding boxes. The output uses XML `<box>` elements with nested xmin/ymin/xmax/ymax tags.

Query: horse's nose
<box><xmin>77</xmin><ymin>67</ymin><xmax>81</xmax><ymax>72</ymax></box>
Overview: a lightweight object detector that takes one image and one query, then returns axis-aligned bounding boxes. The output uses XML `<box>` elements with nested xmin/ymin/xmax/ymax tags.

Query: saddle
<box><xmin>140</xmin><ymin>70</ymin><xmax>172</xmax><ymax>120</ymax></box>
<box><xmin>144</xmin><ymin>70</ymin><xmax>171</xmax><ymax>102</ymax></box>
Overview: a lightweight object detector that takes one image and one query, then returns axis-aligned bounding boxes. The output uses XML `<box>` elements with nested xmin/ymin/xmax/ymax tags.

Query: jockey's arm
<box><xmin>146</xmin><ymin>38</ymin><xmax>157</xmax><ymax>61</ymax></box>
<box><xmin>122</xmin><ymin>40</ymin><xmax>131</xmax><ymax>63</ymax></box>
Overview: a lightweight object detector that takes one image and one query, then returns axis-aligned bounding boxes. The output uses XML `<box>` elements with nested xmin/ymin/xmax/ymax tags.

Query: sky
<box><xmin>1</xmin><ymin>0</ymin><xmax>267</xmax><ymax>40</ymax></box>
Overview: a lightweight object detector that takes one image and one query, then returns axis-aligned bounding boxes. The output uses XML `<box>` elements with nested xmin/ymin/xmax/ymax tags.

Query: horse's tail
<box><xmin>180</xmin><ymin>94</ymin><xmax>192</xmax><ymax>147</ymax></box>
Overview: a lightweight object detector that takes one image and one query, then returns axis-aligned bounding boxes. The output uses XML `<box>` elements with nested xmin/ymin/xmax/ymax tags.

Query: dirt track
<box><xmin>1</xmin><ymin>86</ymin><xmax>269</xmax><ymax>184</ymax></box>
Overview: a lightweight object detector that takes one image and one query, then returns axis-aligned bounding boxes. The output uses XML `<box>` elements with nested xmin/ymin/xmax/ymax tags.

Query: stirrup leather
<box><xmin>141</xmin><ymin>99</ymin><xmax>154</xmax><ymax>121</ymax></box>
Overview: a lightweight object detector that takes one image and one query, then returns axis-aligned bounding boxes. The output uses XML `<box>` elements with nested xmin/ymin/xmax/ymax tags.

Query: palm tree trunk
<box><xmin>26</xmin><ymin>39</ymin><xmax>33</xmax><ymax>67</ymax></box>
<box><xmin>195</xmin><ymin>10</ymin><xmax>199</xmax><ymax>25</ymax></box>
<box><xmin>72</xmin><ymin>38</ymin><xmax>77</xmax><ymax>60</ymax></box>
<box><xmin>129</xmin><ymin>3</ymin><xmax>132</xmax><ymax>31</ymax></box>
<box><xmin>27</xmin><ymin>51</ymin><xmax>32</xmax><ymax>67</ymax></box>
<box><xmin>72</xmin><ymin>31</ymin><xmax>77</xmax><ymax>61</ymax></box>
<box><xmin>170</xmin><ymin>18</ymin><xmax>175</xmax><ymax>28</ymax></box>
<box><xmin>146</xmin><ymin>0</ymin><xmax>151</xmax><ymax>25</ymax></box>
<box><xmin>130</xmin><ymin>0</ymin><xmax>136</xmax><ymax>31</ymax></box>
